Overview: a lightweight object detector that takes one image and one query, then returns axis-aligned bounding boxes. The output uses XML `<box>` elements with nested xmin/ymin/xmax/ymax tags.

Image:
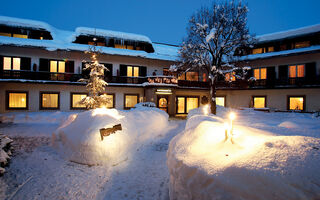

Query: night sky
<box><xmin>0</xmin><ymin>0</ymin><xmax>319</xmax><ymax>45</ymax></box>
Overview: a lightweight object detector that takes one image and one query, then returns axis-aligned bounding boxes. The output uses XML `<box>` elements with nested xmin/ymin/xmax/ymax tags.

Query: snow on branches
<box><xmin>178</xmin><ymin>0</ymin><xmax>254</xmax><ymax>114</ymax></box>
<box><xmin>79</xmin><ymin>45</ymin><xmax>110</xmax><ymax>109</ymax></box>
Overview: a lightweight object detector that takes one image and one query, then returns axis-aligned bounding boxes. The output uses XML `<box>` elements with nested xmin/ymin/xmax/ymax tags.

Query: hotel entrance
<box><xmin>157</xmin><ymin>96</ymin><xmax>169</xmax><ymax>113</ymax></box>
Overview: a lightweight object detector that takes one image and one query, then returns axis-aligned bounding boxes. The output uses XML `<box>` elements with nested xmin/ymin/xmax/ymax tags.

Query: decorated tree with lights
<box><xmin>177</xmin><ymin>0</ymin><xmax>254</xmax><ymax>114</ymax></box>
<box><xmin>79</xmin><ymin>42</ymin><xmax>109</xmax><ymax>109</ymax></box>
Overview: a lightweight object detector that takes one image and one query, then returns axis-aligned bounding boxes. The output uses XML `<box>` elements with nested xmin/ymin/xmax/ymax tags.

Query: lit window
<box><xmin>178</xmin><ymin>73</ymin><xmax>186</xmax><ymax>80</ymax></box>
<box><xmin>97</xmin><ymin>42</ymin><xmax>106</xmax><ymax>47</ymax></box>
<box><xmin>3</xmin><ymin>57</ymin><xmax>21</xmax><ymax>70</ymax></box>
<box><xmin>225</xmin><ymin>72</ymin><xmax>236</xmax><ymax>81</ymax></box>
<box><xmin>101</xmin><ymin>94</ymin><xmax>114</xmax><ymax>108</ymax></box>
<box><xmin>3</xmin><ymin>57</ymin><xmax>11</xmax><ymax>70</ymax></box>
<box><xmin>186</xmin><ymin>72</ymin><xmax>199</xmax><ymax>81</ymax></box>
<box><xmin>8</xmin><ymin>92</ymin><xmax>27</xmax><ymax>109</ymax></box>
<box><xmin>186</xmin><ymin>97</ymin><xmax>199</xmax><ymax>113</ymax></box>
<box><xmin>115</xmin><ymin>44</ymin><xmax>125</xmax><ymax>49</ymax></box>
<box><xmin>13</xmin><ymin>34</ymin><xmax>28</xmax><ymax>39</ymax></box>
<box><xmin>177</xmin><ymin>97</ymin><xmax>185</xmax><ymax>114</ymax></box>
<box><xmin>252</xmin><ymin>48</ymin><xmax>263</xmax><ymax>54</ymax></box>
<box><xmin>41</xmin><ymin>93</ymin><xmax>59</xmax><ymax>109</ymax></box>
<box><xmin>0</xmin><ymin>32</ymin><xmax>11</xmax><ymax>37</ymax></box>
<box><xmin>125</xmin><ymin>94</ymin><xmax>138</xmax><ymax>109</ymax></box>
<box><xmin>294</xmin><ymin>41</ymin><xmax>310</xmax><ymax>49</ymax></box>
<box><xmin>127</xmin><ymin>66</ymin><xmax>139</xmax><ymax>77</ymax></box>
<box><xmin>289</xmin><ymin>97</ymin><xmax>304</xmax><ymax>111</ymax></box>
<box><xmin>50</xmin><ymin>60</ymin><xmax>65</xmax><ymax>73</ymax></box>
<box><xmin>71</xmin><ymin>94</ymin><xmax>87</xmax><ymax>108</ymax></box>
<box><xmin>253</xmin><ymin>68</ymin><xmax>267</xmax><ymax>80</ymax></box>
<box><xmin>253</xmin><ymin>97</ymin><xmax>266</xmax><ymax>108</ymax></box>
<box><xmin>268</xmin><ymin>47</ymin><xmax>274</xmax><ymax>52</ymax></box>
<box><xmin>216</xmin><ymin>97</ymin><xmax>225</xmax><ymax>107</ymax></box>
<box><xmin>289</xmin><ymin>65</ymin><xmax>304</xmax><ymax>78</ymax></box>
<box><xmin>126</xmin><ymin>45</ymin><xmax>134</xmax><ymax>50</ymax></box>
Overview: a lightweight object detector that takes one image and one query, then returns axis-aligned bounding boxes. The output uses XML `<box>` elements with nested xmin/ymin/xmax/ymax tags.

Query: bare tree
<box><xmin>178</xmin><ymin>0</ymin><xmax>253</xmax><ymax>114</ymax></box>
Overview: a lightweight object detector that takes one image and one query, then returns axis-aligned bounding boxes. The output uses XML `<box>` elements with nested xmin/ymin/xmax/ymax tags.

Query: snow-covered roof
<box><xmin>0</xmin><ymin>16</ymin><xmax>179</xmax><ymax>62</ymax></box>
<box><xmin>75</xmin><ymin>27</ymin><xmax>152</xmax><ymax>43</ymax></box>
<box><xmin>240</xmin><ymin>45</ymin><xmax>320</xmax><ymax>61</ymax></box>
<box><xmin>257</xmin><ymin>24</ymin><xmax>320</xmax><ymax>43</ymax></box>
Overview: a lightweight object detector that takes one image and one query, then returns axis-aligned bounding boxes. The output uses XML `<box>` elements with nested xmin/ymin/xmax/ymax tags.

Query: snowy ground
<box><xmin>0</xmin><ymin>108</ymin><xmax>319</xmax><ymax>200</ymax></box>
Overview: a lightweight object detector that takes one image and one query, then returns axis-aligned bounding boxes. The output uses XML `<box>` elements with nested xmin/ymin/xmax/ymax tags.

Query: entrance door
<box><xmin>158</xmin><ymin>96</ymin><xmax>169</xmax><ymax>113</ymax></box>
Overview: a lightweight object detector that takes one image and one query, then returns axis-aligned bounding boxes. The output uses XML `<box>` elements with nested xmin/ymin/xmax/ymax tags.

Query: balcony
<box><xmin>147</xmin><ymin>76</ymin><xmax>178</xmax><ymax>85</ymax></box>
<box><xmin>0</xmin><ymin>70</ymin><xmax>82</xmax><ymax>82</ymax></box>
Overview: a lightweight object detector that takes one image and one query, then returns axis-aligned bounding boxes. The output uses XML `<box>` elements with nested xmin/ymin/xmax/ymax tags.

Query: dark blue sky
<box><xmin>0</xmin><ymin>0</ymin><xmax>319</xmax><ymax>45</ymax></box>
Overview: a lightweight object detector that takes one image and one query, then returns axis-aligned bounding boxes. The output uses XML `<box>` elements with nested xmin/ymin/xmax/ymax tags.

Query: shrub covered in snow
<box><xmin>0</xmin><ymin>134</ymin><xmax>13</xmax><ymax>175</ymax></box>
<box><xmin>52</xmin><ymin>107</ymin><xmax>168</xmax><ymax>166</ymax></box>
<box><xmin>167</xmin><ymin>114</ymin><xmax>320</xmax><ymax>200</ymax></box>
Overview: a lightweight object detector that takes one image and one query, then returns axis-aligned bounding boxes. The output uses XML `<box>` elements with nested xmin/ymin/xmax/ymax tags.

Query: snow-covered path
<box><xmin>0</xmin><ymin>117</ymin><xmax>186</xmax><ymax>200</ymax></box>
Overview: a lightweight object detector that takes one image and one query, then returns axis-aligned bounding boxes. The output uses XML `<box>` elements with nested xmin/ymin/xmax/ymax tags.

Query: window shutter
<box><xmin>278</xmin><ymin>65</ymin><xmax>288</xmax><ymax>80</ymax></box>
<box><xmin>20</xmin><ymin>57</ymin><xmax>31</xmax><ymax>70</ymax></box>
<box><xmin>246</xmin><ymin>69</ymin><xmax>253</xmax><ymax>79</ymax></box>
<box><xmin>120</xmin><ymin>65</ymin><xmax>127</xmax><ymax>76</ymax></box>
<box><xmin>139</xmin><ymin>66</ymin><xmax>147</xmax><ymax>77</ymax></box>
<box><xmin>81</xmin><ymin>62</ymin><xmax>90</xmax><ymax>78</ymax></box>
<box><xmin>305</xmin><ymin>62</ymin><xmax>316</xmax><ymax>80</ymax></box>
<box><xmin>267</xmin><ymin>66</ymin><xmax>276</xmax><ymax>86</ymax></box>
<box><xmin>104</xmin><ymin>63</ymin><xmax>113</xmax><ymax>77</ymax></box>
<box><xmin>39</xmin><ymin>58</ymin><xmax>49</xmax><ymax>71</ymax></box>
<box><xmin>0</xmin><ymin>55</ymin><xmax>3</xmax><ymax>73</ymax></box>
<box><xmin>65</xmin><ymin>60</ymin><xmax>74</xmax><ymax>73</ymax></box>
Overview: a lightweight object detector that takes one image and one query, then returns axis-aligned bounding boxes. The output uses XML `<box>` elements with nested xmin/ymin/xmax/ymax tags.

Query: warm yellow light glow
<box><xmin>203</xmin><ymin>104</ymin><xmax>209</xmax><ymax>115</ymax></box>
<box><xmin>91</xmin><ymin>107</ymin><xmax>124</xmax><ymax>119</ymax></box>
<box><xmin>229</xmin><ymin>112</ymin><xmax>236</xmax><ymax>121</ymax></box>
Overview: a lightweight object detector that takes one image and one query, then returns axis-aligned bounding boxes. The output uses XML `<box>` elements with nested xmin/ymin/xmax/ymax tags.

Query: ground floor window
<box><xmin>7</xmin><ymin>91</ymin><xmax>28</xmax><ymax>109</ymax></box>
<box><xmin>101</xmin><ymin>94</ymin><xmax>115</xmax><ymax>108</ymax></box>
<box><xmin>124</xmin><ymin>94</ymin><xmax>139</xmax><ymax>109</ymax></box>
<box><xmin>216</xmin><ymin>96</ymin><xmax>226</xmax><ymax>107</ymax></box>
<box><xmin>176</xmin><ymin>96</ymin><xmax>199</xmax><ymax>114</ymax></box>
<box><xmin>71</xmin><ymin>93</ymin><xmax>87</xmax><ymax>109</ymax></box>
<box><xmin>253</xmin><ymin>96</ymin><xmax>266</xmax><ymax>108</ymax></box>
<box><xmin>40</xmin><ymin>92</ymin><xmax>59</xmax><ymax>109</ymax></box>
<box><xmin>288</xmin><ymin>96</ymin><xmax>305</xmax><ymax>111</ymax></box>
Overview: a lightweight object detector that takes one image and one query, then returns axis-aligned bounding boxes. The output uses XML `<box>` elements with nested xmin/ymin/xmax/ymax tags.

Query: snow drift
<box><xmin>52</xmin><ymin>107</ymin><xmax>168</xmax><ymax>166</ymax></box>
<box><xmin>167</xmin><ymin>114</ymin><xmax>320</xmax><ymax>200</ymax></box>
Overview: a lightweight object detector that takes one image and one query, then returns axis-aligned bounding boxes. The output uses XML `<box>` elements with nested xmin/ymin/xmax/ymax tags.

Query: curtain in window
<box><xmin>101</xmin><ymin>94</ymin><xmax>114</xmax><ymax>108</ymax></box>
<box><xmin>177</xmin><ymin>97</ymin><xmax>185</xmax><ymax>113</ymax></box>
<box><xmin>289</xmin><ymin>65</ymin><xmax>296</xmax><ymax>78</ymax></box>
<box><xmin>253</xmin><ymin>97</ymin><xmax>265</xmax><ymax>108</ymax></box>
<box><xmin>9</xmin><ymin>93</ymin><xmax>27</xmax><ymax>108</ymax></box>
<box><xmin>297</xmin><ymin>65</ymin><xmax>304</xmax><ymax>77</ymax></box>
<box><xmin>42</xmin><ymin>93</ymin><xmax>58</xmax><ymax>108</ymax></box>
<box><xmin>72</xmin><ymin>94</ymin><xmax>87</xmax><ymax>108</ymax></box>
<box><xmin>254</xmin><ymin>69</ymin><xmax>260</xmax><ymax>79</ymax></box>
<box><xmin>289</xmin><ymin>97</ymin><xmax>303</xmax><ymax>110</ymax></box>
<box><xmin>125</xmin><ymin>95</ymin><xmax>138</xmax><ymax>108</ymax></box>
<box><xmin>186</xmin><ymin>97</ymin><xmax>198</xmax><ymax>113</ymax></box>
<box><xmin>260</xmin><ymin>68</ymin><xmax>267</xmax><ymax>79</ymax></box>
<box><xmin>216</xmin><ymin>97</ymin><xmax>225</xmax><ymax>107</ymax></box>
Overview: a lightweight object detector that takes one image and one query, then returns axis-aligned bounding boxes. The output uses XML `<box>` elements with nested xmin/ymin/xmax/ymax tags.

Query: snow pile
<box><xmin>278</xmin><ymin>121</ymin><xmax>300</xmax><ymax>129</ymax></box>
<box><xmin>52</xmin><ymin>107</ymin><xmax>168</xmax><ymax>166</ymax></box>
<box><xmin>0</xmin><ymin>134</ymin><xmax>13</xmax><ymax>175</ymax></box>
<box><xmin>134</xmin><ymin>102</ymin><xmax>156</xmax><ymax>108</ymax></box>
<box><xmin>167</xmin><ymin>115</ymin><xmax>320</xmax><ymax>200</ymax></box>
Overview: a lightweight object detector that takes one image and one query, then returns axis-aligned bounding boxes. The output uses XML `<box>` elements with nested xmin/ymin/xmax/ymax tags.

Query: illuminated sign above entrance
<box><xmin>155</xmin><ymin>89</ymin><xmax>172</xmax><ymax>95</ymax></box>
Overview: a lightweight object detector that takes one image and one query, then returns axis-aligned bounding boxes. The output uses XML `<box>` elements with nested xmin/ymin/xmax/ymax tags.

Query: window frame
<box><xmin>49</xmin><ymin>59</ymin><xmax>66</xmax><ymax>73</ymax></box>
<box><xmin>124</xmin><ymin>94</ymin><xmax>139</xmax><ymax>110</ymax></box>
<box><xmin>3</xmin><ymin>56</ymin><xmax>22</xmax><ymax>71</ymax></box>
<box><xmin>176</xmin><ymin>96</ymin><xmax>200</xmax><ymax>114</ymax></box>
<box><xmin>40</xmin><ymin>91</ymin><xmax>60</xmax><ymax>110</ymax></box>
<box><xmin>216</xmin><ymin>95</ymin><xmax>226</xmax><ymax>107</ymax></box>
<box><xmin>287</xmin><ymin>95</ymin><xmax>306</xmax><ymax>111</ymax></box>
<box><xmin>253</xmin><ymin>67</ymin><xmax>267</xmax><ymax>80</ymax></box>
<box><xmin>6</xmin><ymin>91</ymin><xmax>29</xmax><ymax>110</ymax></box>
<box><xmin>288</xmin><ymin>64</ymin><xmax>305</xmax><ymax>78</ymax></box>
<box><xmin>70</xmin><ymin>92</ymin><xmax>88</xmax><ymax>110</ymax></box>
<box><xmin>252</xmin><ymin>96</ymin><xmax>267</xmax><ymax>108</ymax></box>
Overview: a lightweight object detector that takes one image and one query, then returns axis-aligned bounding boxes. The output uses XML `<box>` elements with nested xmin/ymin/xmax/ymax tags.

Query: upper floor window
<box><xmin>225</xmin><ymin>72</ymin><xmax>236</xmax><ymax>81</ymax></box>
<box><xmin>3</xmin><ymin>57</ymin><xmax>20</xmax><ymax>70</ymax></box>
<box><xmin>127</xmin><ymin>66</ymin><xmax>139</xmax><ymax>77</ymax></box>
<box><xmin>186</xmin><ymin>72</ymin><xmax>198</xmax><ymax>81</ymax></box>
<box><xmin>119</xmin><ymin>65</ymin><xmax>146</xmax><ymax>77</ymax></box>
<box><xmin>268</xmin><ymin>46</ymin><xmax>274</xmax><ymax>52</ymax></box>
<box><xmin>289</xmin><ymin>64</ymin><xmax>304</xmax><ymax>78</ymax></box>
<box><xmin>294</xmin><ymin>41</ymin><xmax>310</xmax><ymax>49</ymax></box>
<box><xmin>50</xmin><ymin>60</ymin><xmax>65</xmax><ymax>73</ymax></box>
<box><xmin>252</xmin><ymin>48</ymin><xmax>264</xmax><ymax>54</ymax></box>
<box><xmin>254</xmin><ymin>68</ymin><xmax>267</xmax><ymax>80</ymax></box>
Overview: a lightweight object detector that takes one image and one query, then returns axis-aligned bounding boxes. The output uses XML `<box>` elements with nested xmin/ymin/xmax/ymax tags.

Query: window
<box><xmin>186</xmin><ymin>72</ymin><xmax>199</xmax><ymax>81</ymax></box>
<box><xmin>176</xmin><ymin>96</ymin><xmax>199</xmax><ymax>114</ymax></box>
<box><xmin>267</xmin><ymin>46</ymin><xmax>274</xmax><ymax>52</ymax></box>
<box><xmin>3</xmin><ymin>57</ymin><xmax>21</xmax><ymax>70</ymax></box>
<box><xmin>178</xmin><ymin>73</ymin><xmax>186</xmax><ymax>80</ymax></box>
<box><xmin>252</xmin><ymin>48</ymin><xmax>263</xmax><ymax>54</ymax></box>
<box><xmin>7</xmin><ymin>92</ymin><xmax>28</xmax><ymax>109</ymax></box>
<box><xmin>13</xmin><ymin>34</ymin><xmax>28</xmax><ymax>39</ymax></box>
<box><xmin>288</xmin><ymin>96</ymin><xmax>305</xmax><ymax>111</ymax></box>
<box><xmin>71</xmin><ymin>93</ymin><xmax>87</xmax><ymax>109</ymax></box>
<box><xmin>216</xmin><ymin>97</ymin><xmax>225</xmax><ymax>107</ymax></box>
<box><xmin>40</xmin><ymin>92</ymin><xmax>59</xmax><ymax>109</ymax></box>
<box><xmin>294</xmin><ymin>41</ymin><xmax>310</xmax><ymax>49</ymax></box>
<box><xmin>50</xmin><ymin>60</ymin><xmax>65</xmax><ymax>73</ymax></box>
<box><xmin>0</xmin><ymin>32</ymin><xmax>11</xmax><ymax>37</ymax></box>
<box><xmin>253</xmin><ymin>96</ymin><xmax>266</xmax><ymax>108</ymax></box>
<box><xmin>225</xmin><ymin>72</ymin><xmax>236</xmax><ymax>81</ymax></box>
<box><xmin>289</xmin><ymin>65</ymin><xmax>304</xmax><ymax>78</ymax></box>
<box><xmin>124</xmin><ymin>94</ymin><xmax>139</xmax><ymax>109</ymax></box>
<box><xmin>101</xmin><ymin>94</ymin><xmax>115</xmax><ymax>108</ymax></box>
<box><xmin>163</xmin><ymin>68</ymin><xmax>169</xmax><ymax>76</ymax></box>
<box><xmin>253</xmin><ymin>68</ymin><xmax>267</xmax><ymax>80</ymax></box>
<box><xmin>127</xmin><ymin>66</ymin><xmax>139</xmax><ymax>77</ymax></box>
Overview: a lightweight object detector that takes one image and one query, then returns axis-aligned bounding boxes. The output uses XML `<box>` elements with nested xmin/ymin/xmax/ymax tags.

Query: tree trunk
<box><xmin>210</xmin><ymin>80</ymin><xmax>217</xmax><ymax>115</ymax></box>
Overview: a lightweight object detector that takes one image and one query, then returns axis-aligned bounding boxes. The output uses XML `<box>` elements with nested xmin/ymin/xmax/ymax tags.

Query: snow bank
<box><xmin>52</xmin><ymin>107</ymin><xmax>168</xmax><ymax>166</ymax></box>
<box><xmin>167</xmin><ymin>115</ymin><xmax>320</xmax><ymax>200</ymax></box>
